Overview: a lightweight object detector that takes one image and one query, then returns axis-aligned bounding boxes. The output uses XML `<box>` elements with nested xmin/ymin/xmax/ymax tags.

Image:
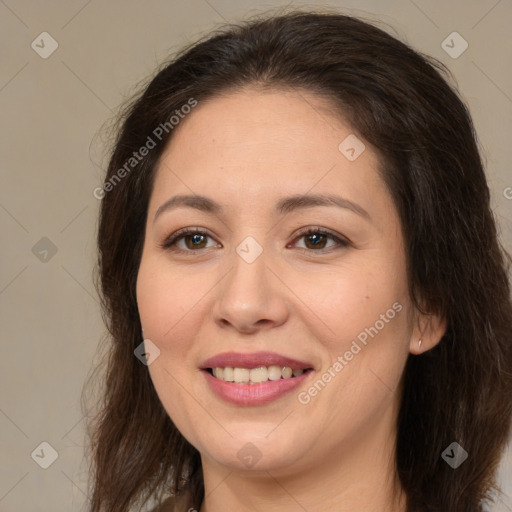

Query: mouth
<box><xmin>200</xmin><ymin>351</ymin><xmax>315</xmax><ymax>380</ymax></box>
<box><xmin>199</xmin><ymin>351</ymin><xmax>315</xmax><ymax>405</ymax></box>
<box><xmin>203</xmin><ymin>365</ymin><xmax>314</xmax><ymax>384</ymax></box>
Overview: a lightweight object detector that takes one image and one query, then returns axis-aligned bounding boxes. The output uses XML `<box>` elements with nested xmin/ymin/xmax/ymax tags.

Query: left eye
<box><xmin>160</xmin><ymin>228</ymin><xmax>348</xmax><ymax>253</ymax></box>
<box><xmin>292</xmin><ymin>229</ymin><xmax>348</xmax><ymax>251</ymax></box>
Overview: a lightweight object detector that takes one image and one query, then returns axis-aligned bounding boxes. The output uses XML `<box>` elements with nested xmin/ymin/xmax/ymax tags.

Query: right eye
<box><xmin>159</xmin><ymin>228</ymin><xmax>220</xmax><ymax>254</ymax></box>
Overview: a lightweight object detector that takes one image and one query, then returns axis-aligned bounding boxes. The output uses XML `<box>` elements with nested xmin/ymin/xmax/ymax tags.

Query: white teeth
<box><xmin>211</xmin><ymin>365</ymin><xmax>307</xmax><ymax>384</ymax></box>
<box><xmin>233</xmin><ymin>368</ymin><xmax>250</xmax><ymax>383</ymax></box>
<box><xmin>222</xmin><ymin>367</ymin><xmax>234</xmax><ymax>382</ymax></box>
<box><xmin>249</xmin><ymin>366</ymin><xmax>268</xmax><ymax>383</ymax></box>
<box><xmin>282</xmin><ymin>366</ymin><xmax>293</xmax><ymax>379</ymax></box>
<box><xmin>268</xmin><ymin>365</ymin><xmax>283</xmax><ymax>381</ymax></box>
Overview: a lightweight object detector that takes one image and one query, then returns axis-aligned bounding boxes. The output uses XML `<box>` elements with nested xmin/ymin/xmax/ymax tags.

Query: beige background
<box><xmin>1</xmin><ymin>1</ymin><xmax>511</xmax><ymax>511</ymax></box>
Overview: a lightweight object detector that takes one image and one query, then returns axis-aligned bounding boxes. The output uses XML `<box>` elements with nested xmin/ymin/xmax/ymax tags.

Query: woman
<box><xmin>84</xmin><ymin>9</ymin><xmax>512</xmax><ymax>512</ymax></box>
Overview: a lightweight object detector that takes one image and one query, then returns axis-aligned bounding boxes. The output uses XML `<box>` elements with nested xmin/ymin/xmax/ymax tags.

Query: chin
<box><xmin>195</xmin><ymin>428</ymin><xmax>304</xmax><ymax>472</ymax></box>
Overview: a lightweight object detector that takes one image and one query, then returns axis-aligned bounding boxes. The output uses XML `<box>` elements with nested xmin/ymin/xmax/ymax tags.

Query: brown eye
<box><xmin>303</xmin><ymin>232</ymin><xmax>329</xmax><ymax>249</ymax></box>
<box><xmin>160</xmin><ymin>228</ymin><xmax>218</xmax><ymax>253</ymax></box>
<box><xmin>160</xmin><ymin>227</ymin><xmax>349</xmax><ymax>255</ymax></box>
<box><xmin>183</xmin><ymin>232</ymin><xmax>208</xmax><ymax>249</ymax></box>
<box><xmin>292</xmin><ymin>228</ymin><xmax>349</xmax><ymax>252</ymax></box>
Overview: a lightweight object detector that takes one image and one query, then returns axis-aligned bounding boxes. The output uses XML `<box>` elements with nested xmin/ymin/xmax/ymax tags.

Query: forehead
<box><xmin>164</xmin><ymin>87</ymin><xmax>359</xmax><ymax>161</ymax></box>
<box><xmin>150</xmin><ymin>88</ymin><xmax>390</xmax><ymax>219</ymax></box>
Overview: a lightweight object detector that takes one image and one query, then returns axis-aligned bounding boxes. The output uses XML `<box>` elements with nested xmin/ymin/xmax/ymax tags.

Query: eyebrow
<box><xmin>153</xmin><ymin>193</ymin><xmax>371</xmax><ymax>223</ymax></box>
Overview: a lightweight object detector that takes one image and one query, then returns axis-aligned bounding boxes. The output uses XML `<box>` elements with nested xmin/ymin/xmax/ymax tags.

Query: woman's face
<box><xmin>136</xmin><ymin>88</ymin><xmax>423</xmax><ymax>475</ymax></box>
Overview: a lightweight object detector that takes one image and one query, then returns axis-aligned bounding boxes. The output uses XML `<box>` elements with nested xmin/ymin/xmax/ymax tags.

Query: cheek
<box><xmin>300</xmin><ymin>255</ymin><xmax>411</xmax><ymax>400</ymax></box>
<box><xmin>136</xmin><ymin>256</ymin><xmax>206</xmax><ymax>414</ymax></box>
<box><xmin>136</xmin><ymin>257</ymin><xmax>211</xmax><ymax>441</ymax></box>
<box><xmin>296</xmin><ymin>258</ymin><xmax>406</xmax><ymax>346</ymax></box>
<box><xmin>136</xmin><ymin>255</ymin><xmax>205</xmax><ymax>342</ymax></box>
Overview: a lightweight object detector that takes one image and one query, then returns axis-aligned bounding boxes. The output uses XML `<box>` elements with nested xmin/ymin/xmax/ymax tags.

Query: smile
<box><xmin>207</xmin><ymin>365</ymin><xmax>309</xmax><ymax>384</ymax></box>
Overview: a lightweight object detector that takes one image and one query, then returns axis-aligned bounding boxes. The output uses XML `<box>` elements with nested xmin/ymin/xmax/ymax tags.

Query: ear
<box><xmin>409</xmin><ymin>310</ymin><xmax>447</xmax><ymax>355</ymax></box>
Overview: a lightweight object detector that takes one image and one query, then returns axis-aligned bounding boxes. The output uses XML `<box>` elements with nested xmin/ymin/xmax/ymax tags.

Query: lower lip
<box><xmin>202</xmin><ymin>369</ymin><xmax>312</xmax><ymax>406</ymax></box>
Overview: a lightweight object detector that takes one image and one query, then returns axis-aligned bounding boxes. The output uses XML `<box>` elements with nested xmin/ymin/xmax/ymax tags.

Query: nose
<box><xmin>213</xmin><ymin>246</ymin><xmax>289</xmax><ymax>334</ymax></box>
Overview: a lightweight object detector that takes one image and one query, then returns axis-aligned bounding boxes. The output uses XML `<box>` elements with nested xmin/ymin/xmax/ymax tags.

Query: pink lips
<box><xmin>200</xmin><ymin>351</ymin><xmax>314</xmax><ymax>406</ymax></box>
<box><xmin>200</xmin><ymin>351</ymin><xmax>313</xmax><ymax>371</ymax></box>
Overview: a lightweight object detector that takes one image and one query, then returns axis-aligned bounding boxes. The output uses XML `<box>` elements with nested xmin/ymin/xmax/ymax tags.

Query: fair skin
<box><xmin>136</xmin><ymin>88</ymin><xmax>446</xmax><ymax>512</ymax></box>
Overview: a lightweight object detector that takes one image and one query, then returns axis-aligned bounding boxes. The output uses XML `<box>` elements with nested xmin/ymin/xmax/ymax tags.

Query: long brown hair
<box><xmin>84</xmin><ymin>8</ymin><xmax>512</xmax><ymax>512</ymax></box>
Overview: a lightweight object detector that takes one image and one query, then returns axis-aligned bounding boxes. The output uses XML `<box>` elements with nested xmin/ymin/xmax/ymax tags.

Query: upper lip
<box><xmin>200</xmin><ymin>351</ymin><xmax>314</xmax><ymax>370</ymax></box>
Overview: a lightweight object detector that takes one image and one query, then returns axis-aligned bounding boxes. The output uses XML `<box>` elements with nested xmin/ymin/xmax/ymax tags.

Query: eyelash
<box><xmin>159</xmin><ymin>226</ymin><xmax>350</xmax><ymax>255</ymax></box>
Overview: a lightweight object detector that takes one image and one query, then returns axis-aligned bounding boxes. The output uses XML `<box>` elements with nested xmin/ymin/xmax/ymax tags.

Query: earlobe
<box><xmin>410</xmin><ymin>312</ymin><xmax>447</xmax><ymax>355</ymax></box>
<box><xmin>409</xmin><ymin>337</ymin><xmax>423</xmax><ymax>355</ymax></box>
